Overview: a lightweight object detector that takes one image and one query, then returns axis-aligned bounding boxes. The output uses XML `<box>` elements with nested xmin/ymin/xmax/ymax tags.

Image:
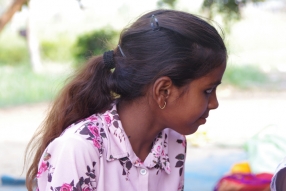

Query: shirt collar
<box><xmin>102</xmin><ymin>104</ymin><xmax>171</xmax><ymax>174</ymax></box>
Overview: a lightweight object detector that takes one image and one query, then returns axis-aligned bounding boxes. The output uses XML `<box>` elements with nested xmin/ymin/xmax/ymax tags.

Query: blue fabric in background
<box><xmin>1</xmin><ymin>176</ymin><xmax>25</xmax><ymax>186</ymax></box>
<box><xmin>184</xmin><ymin>149</ymin><xmax>247</xmax><ymax>191</ymax></box>
<box><xmin>0</xmin><ymin>175</ymin><xmax>26</xmax><ymax>191</ymax></box>
<box><xmin>0</xmin><ymin>187</ymin><xmax>26</xmax><ymax>191</ymax></box>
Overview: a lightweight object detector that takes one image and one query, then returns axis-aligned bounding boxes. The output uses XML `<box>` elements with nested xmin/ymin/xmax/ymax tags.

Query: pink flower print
<box><xmin>82</xmin><ymin>186</ymin><xmax>92</xmax><ymax>191</ymax></box>
<box><xmin>161</xmin><ymin>149</ymin><xmax>165</xmax><ymax>156</ymax></box>
<box><xmin>152</xmin><ymin>145</ymin><xmax>161</xmax><ymax>158</ymax></box>
<box><xmin>182</xmin><ymin>140</ymin><xmax>186</xmax><ymax>147</ymax></box>
<box><xmin>104</xmin><ymin>115</ymin><xmax>111</xmax><ymax>124</ymax></box>
<box><xmin>36</xmin><ymin>161</ymin><xmax>48</xmax><ymax>178</ymax></box>
<box><xmin>134</xmin><ymin>158</ymin><xmax>143</xmax><ymax>167</ymax></box>
<box><xmin>60</xmin><ymin>183</ymin><xmax>73</xmax><ymax>191</ymax></box>
<box><xmin>178</xmin><ymin>184</ymin><xmax>184</xmax><ymax>191</ymax></box>
<box><xmin>88</xmin><ymin>125</ymin><xmax>99</xmax><ymax>138</ymax></box>
<box><xmin>88</xmin><ymin>115</ymin><xmax>97</xmax><ymax>121</ymax></box>
<box><xmin>93</xmin><ymin>138</ymin><xmax>101</xmax><ymax>149</ymax></box>
<box><xmin>165</xmin><ymin>166</ymin><xmax>171</xmax><ymax>174</ymax></box>
<box><xmin>157</xmin><ymin>145</ymin><xmax>161</xmax><ymax>152</ymax></box>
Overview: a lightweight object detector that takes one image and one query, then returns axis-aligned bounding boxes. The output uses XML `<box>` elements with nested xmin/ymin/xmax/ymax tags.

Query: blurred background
<box><xmin>0</xmin><ymin>0</ymin><xmax>286</xmax><ymax>190</ymax></box>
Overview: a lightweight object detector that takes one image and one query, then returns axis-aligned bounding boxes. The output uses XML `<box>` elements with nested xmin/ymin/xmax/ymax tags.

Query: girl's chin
<box><xmin>187</xmin><ymin>120</ymin><xmax>206</xmax><ymax>135</ymax></box>
<box><xmin>198</xmin><ymin>118</ymin><xmax>206</xmax><ymax>124</ymax></box>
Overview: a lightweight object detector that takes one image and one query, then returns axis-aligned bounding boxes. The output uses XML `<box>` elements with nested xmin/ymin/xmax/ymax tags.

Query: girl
<box><xmin>26</xmin><ymin>9</ymin><xmax>227</xmax><ymax>191</ymax></box>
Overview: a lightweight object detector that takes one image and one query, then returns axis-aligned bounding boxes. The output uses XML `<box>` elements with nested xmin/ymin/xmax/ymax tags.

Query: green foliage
<box><xmin>40</xmin><ymin>39</ymin><xmax>73</xmax><ymax>62</ymax></box>
<box><xmin>202</xmin><ymin>0</ymin><xmax>241</xmax><ymax>20</ymax></box>
<box><xmin>0</xmin><ymin>65</ymin><xmax>67</xmax><ymax>108</ymax></box>
<box><xmin>157</xmin><ymin>0</ymin><xmax>176</xmax><ymax>8</ymax></box>
<box><xmin>72</xmin><ymin>28</ymin><xmax>118</xmax><ymax>66</ymax></box>
<box><xmin>223</xmin><ymin>64</ymin><xmax>268</xmax><ymax>88</ymax></box>
<box><xmin>0</xmin><ymin>27</ymin><xmax>30</xmax><ymax>66</ymax></box>
<box><xmin>202</xmin><ymin>0</ymin><xmax>265</xmax><ymax>18</ymax></box>
<box><xmin>201</xmin><ymin>0</ymin><xmax>265</xmax><ymax>32</ymax></box>
<box><xmin>0</xmin><ymin>45</ymin><xmax>29</xmax><ymax>66</ymax></box>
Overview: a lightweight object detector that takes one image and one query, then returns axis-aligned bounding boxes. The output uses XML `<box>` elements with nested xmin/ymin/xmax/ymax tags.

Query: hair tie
<box><xmin>103</xmin><ymin>50</ymin><xmax>115</xmax><ymax>69</ymax></box>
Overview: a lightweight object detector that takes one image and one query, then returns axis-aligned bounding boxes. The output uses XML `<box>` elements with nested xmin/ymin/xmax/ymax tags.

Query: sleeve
<box><xmin>37</xmin><ymin>136</ymin><xmax>100</xmax><ymax>191</ymax></box>
<box><xmin>275</xmin><ymin>167</ymin><xmax>286</xmax><ymax>191</ymax></box>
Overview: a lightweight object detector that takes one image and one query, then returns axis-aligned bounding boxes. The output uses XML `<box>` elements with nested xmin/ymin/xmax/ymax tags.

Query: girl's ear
<box><xmin>152</xmin><ymin>76</ymin><xmax>173</xmax><ymax>107</ymax></box>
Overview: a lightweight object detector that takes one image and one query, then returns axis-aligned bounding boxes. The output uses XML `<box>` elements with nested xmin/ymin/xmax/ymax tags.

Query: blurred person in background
<box><xmin>271</xmin><ymin>158</ymin><xmax>286</xmax><ymax>191</ymax></box>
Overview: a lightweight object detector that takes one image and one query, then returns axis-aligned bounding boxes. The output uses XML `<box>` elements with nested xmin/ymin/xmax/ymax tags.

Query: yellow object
<box><xmin>231</xmin><ymin>162</ymin><xmax>251</xmax><ymax>174</ymax></box>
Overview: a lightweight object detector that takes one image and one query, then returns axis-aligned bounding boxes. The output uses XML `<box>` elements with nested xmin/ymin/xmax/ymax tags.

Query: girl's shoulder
<box><xmin>61</xmin><ymin>114</ymin><xmax>105</xmax><ymax>137</ymax></box>
<box><xmin>47</xmin><ymin>114</ymin><xmax>107</xmax><ymax>156</ymax></box>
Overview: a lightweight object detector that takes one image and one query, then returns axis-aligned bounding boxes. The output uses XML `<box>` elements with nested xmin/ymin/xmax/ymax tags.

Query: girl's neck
<box><xmin>117</xmin><ymin>99</ymin><xmax>162</xmax><ymax>161</ymax></box>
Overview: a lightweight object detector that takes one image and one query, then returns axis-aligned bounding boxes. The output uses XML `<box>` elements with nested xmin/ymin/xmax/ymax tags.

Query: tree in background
<box><xmin>0</xmin><ymin>0</ymin><xmax>271</xmax><ymax>72</ymax></box>
<box><xmin>0</xmin><ymin>0</ymin><xmax>42</xmax><ymax>72</ymax></box>
<box><xmin>157</xmin><ymin>0</ymin><xmax>265</xmax><ymax>33</ymax></box>
<box><xmin>73</xmin><ymin>28</ymin><xmax>118</xmax><ymax>67</ymax></box>
<box><xmin>157</xmin><ymin>0</ymin><xmax>176</xmax><ymax>8</ymax></box>
<box><xmin>201</xmin><ymin>0</ymin><xmax>265</xmax><ymax>33</ymax></box>
<box><xmin>0</xmin><ymin>0</ymin><xmax>27</xmax><ymax>32</ymax></box>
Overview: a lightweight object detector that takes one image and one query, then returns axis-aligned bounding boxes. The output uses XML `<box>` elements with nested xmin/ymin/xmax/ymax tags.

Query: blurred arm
<box><xmin>276</xmin><ymin>167</ymin><xmax>286</xmax><ymax>191</ymax></box>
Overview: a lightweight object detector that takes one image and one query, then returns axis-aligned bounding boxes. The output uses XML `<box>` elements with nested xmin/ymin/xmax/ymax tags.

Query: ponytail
<box><xmin>25</xmin><ymin>56</ymin><xmax>114</xmax><ymax>191</ymax></box>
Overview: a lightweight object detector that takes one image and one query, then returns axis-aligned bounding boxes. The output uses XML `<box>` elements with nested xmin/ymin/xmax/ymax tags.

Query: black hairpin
<box><xmin>150</xmin><ymin>15</ymin><xmax>160</xmax><ymax>31</ymax></box>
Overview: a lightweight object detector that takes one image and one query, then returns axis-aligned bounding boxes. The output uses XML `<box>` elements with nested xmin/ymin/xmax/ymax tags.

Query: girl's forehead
<box><xmin>195</xmin><ymin>63</ymin><xmax>226</xmax><ymax>84</ymax></box>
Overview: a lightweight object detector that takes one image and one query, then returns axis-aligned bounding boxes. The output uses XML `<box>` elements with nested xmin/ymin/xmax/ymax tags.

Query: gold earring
<box><xmin>159</xmin><ymin>101</ymin><xmax>166</xmax><ymax>109</ymax></box>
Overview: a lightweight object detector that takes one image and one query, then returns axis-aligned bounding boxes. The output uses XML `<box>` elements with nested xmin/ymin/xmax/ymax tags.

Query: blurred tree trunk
<box><xmin>27</xmin><ymin>0</ymin><xmax>42</xmax><ymax>72</ymax></box>
<box><xmin>0</xmin><ymin>0</ymin><xmax>42</xmax><ymax>73</ymax></box>
<box><xmin>0</xmin><ymin>0</ymin><xmax>27</xmax><ymax>32</ymax></box>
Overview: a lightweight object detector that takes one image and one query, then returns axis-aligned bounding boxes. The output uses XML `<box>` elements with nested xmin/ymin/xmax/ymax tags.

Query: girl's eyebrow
<box><xmin>208</xmin><ymin>81</ymin><xmax>222</xmax><ymax>86</ymax></box>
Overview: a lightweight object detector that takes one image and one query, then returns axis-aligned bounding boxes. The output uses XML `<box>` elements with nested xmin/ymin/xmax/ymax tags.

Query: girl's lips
<box><xmin>201</xmin><ymin>115</ymin><xmax>208</xmax><ymax>119</ymax></box>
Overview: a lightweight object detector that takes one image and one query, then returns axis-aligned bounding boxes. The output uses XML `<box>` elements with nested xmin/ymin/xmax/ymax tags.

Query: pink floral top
<box><xmin>37</xmin><ymin>105</ymin><xmax>186</xmax><ymax>191</ymax></box>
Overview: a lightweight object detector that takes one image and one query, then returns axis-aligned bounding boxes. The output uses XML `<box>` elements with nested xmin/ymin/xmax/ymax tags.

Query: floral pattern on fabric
<box><xmin>175</xmin><ymin>153</ymin><xmax>185</xmax><ymax>176</ymax></box>
<box><xmin>74</xmin><ymin>115</ymin><xmax>107</xmax><ymax>156</ymax></box>
<box><xmin>178</xmin><ymin>185</ymin><xmax>184</xmax><ymax>191</ymax></box>
<box><xmin>151</xmin><ymin>132</ymin><xmax>171</xmax><ymax>174</ymax></box>
<box><xmin>107</xmin><ymin>109</ymin><xmax>126</xmax><ymax>143</ymax></box>
<box><xmin>50</xmin><ymin>162</ymin><xmax>97</xmax><ymax>191</ymax></box>
<box><xmin>176</xmin><ymin>139</ymin><xmax>186</xmax><ymax>148</ymax></box>
<box><xmin>37</xmin><ymin>151</ymin><xmax>53</xmax><ymax>179</ymax></box>
<box><xmin>37</xmin><ymin>104</ymin><xmax>186</xmax><ymax>191</ymax></box>
<box><xmin>119</xmin><ymin>157</ymin><xmax>133</xmax><ymax>181</ymax></box>
<box><xmin>175</xmin><ymin>139</ymin><xmax>187</xmax><ymax>177</ymax></box>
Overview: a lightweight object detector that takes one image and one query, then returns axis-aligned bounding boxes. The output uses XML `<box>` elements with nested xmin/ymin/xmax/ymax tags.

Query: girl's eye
<box><xmin>205</xmin><ymin>89</ymin><xmax>213</xmax><ymax>94</ymax></box>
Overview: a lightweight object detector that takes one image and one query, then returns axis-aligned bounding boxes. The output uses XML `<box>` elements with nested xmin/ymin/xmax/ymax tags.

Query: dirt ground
<box><xmin>0</xmin><ymin>90</ymin><xmax>286</xmax><ymax>178</ymax></box>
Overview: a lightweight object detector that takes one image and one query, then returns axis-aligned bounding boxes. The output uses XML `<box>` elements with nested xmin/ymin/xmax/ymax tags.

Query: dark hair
<box><xmin>25</xmin><ymin>9</ymin><xmax>227</xmax><ymax>191</ymax></box>
<box><xmin>111</xmin><ymin>10</ymin><xmax>226</xmax><ymax>100</ymax></box>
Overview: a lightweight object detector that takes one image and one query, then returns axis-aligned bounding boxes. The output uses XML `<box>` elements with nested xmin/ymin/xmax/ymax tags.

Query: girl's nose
<box><xmin>208</xmin><ymin>92</ymin><xmax>219</xmax><ymax>110</ymax></box>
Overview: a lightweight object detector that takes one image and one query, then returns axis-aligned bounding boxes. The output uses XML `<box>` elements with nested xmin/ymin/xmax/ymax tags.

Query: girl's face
<box><xmin>162</xmin><ymin>63</ymin><xmax>226</xmax><ymax>135</ymax></box>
